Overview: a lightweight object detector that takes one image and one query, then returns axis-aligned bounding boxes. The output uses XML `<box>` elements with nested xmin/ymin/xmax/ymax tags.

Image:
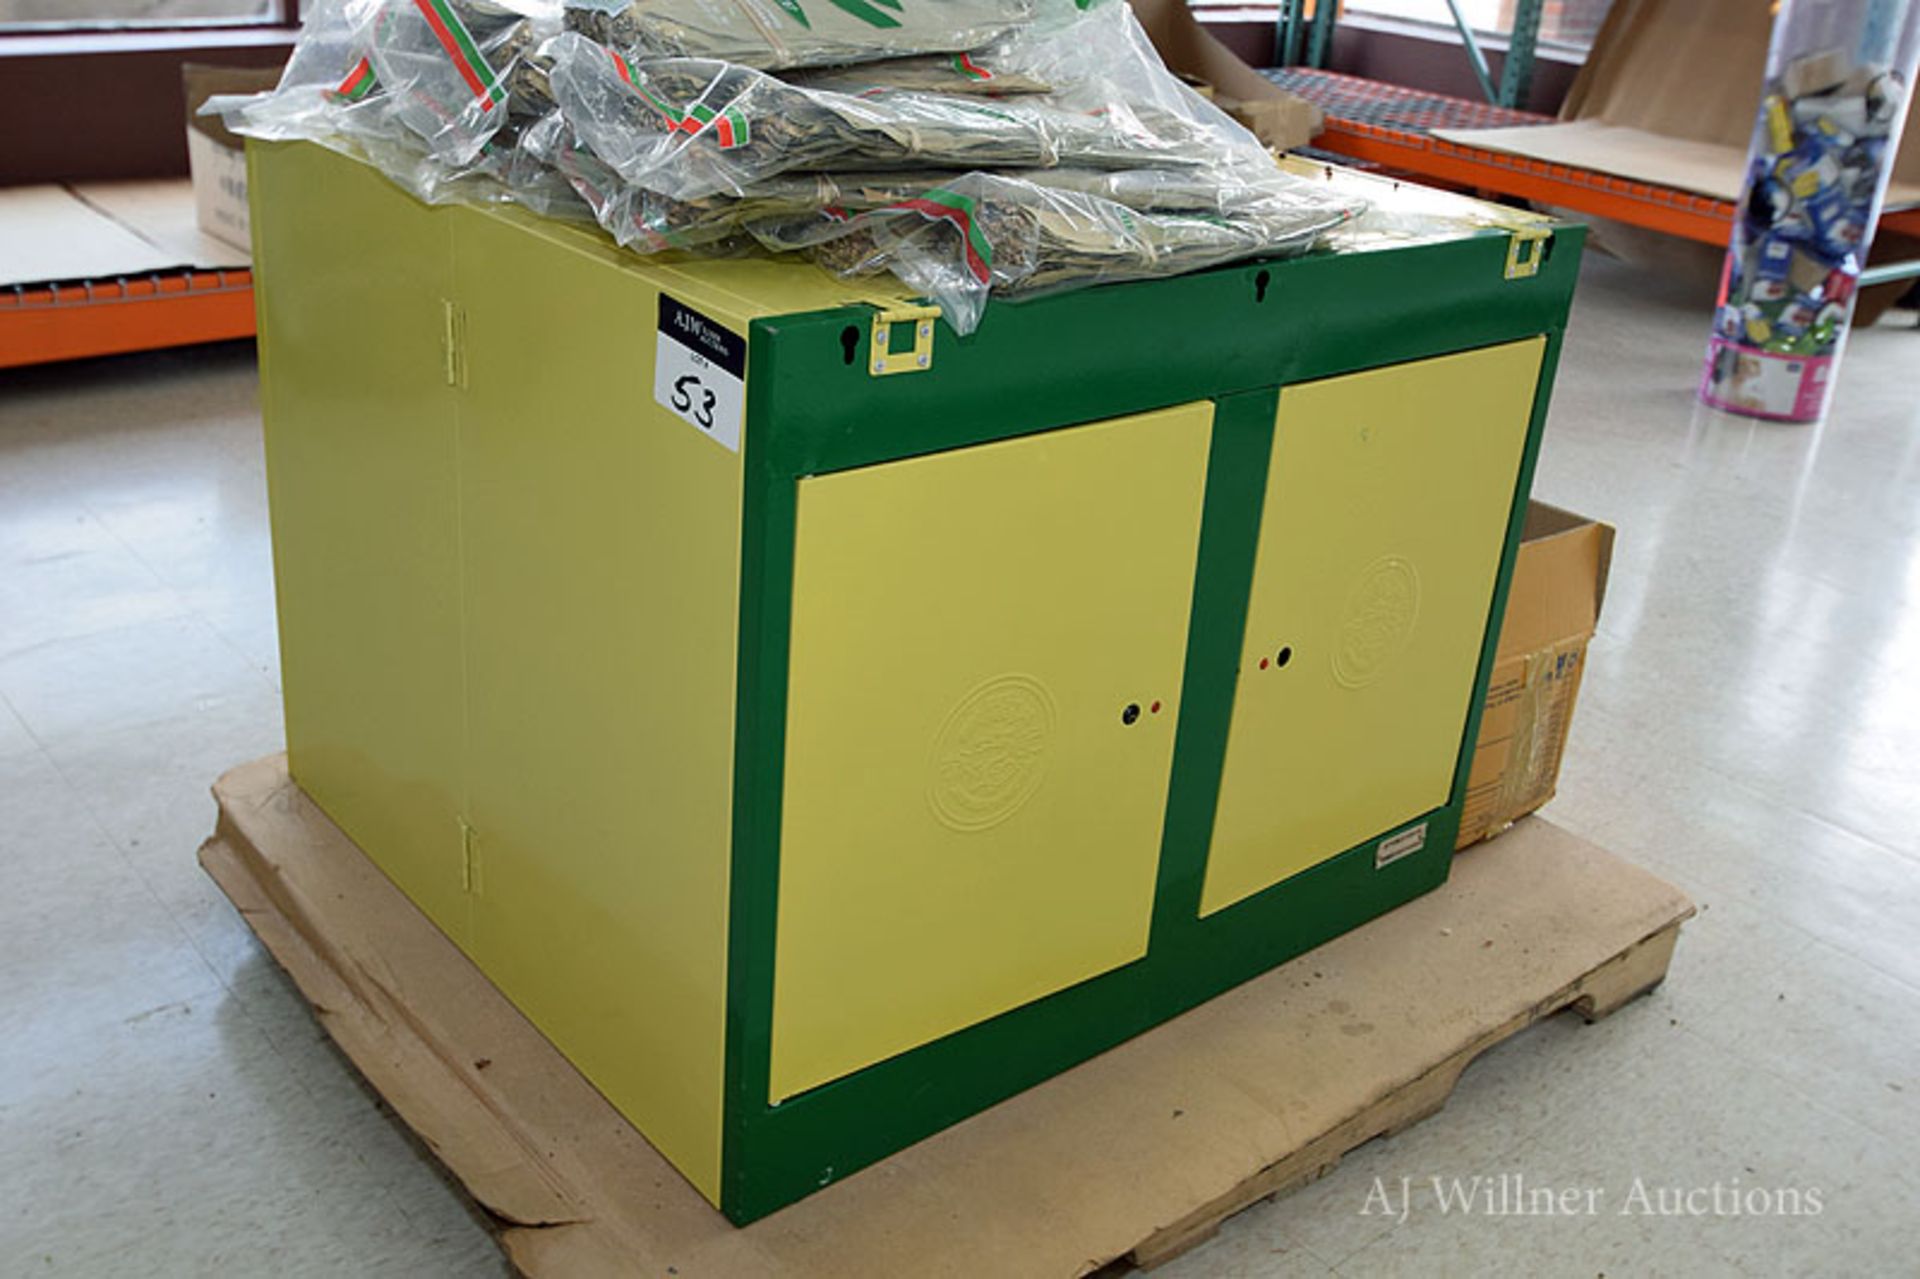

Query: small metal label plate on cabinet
<box><xmin>1375</xmin><ymin>822</ymin><xmax>1428</xmax><ymax>869</ymax></box>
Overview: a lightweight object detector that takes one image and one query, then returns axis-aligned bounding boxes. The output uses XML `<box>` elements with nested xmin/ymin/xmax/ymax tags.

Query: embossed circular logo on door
<box><xmin>927</xmin><ymin>674</ymin><xmax>1056</xmax><ymax>832</ymax></box>
<box><xmin>1334</xmin><ymin>556</ymin><xmax>1420</xmax><ymax>688</ymax></box>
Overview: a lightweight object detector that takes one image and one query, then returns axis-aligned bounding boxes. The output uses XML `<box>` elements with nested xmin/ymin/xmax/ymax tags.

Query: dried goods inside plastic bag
<box><xmin>210</xmin><ymin>0</ymin><xmax>1366</xmax><ymax>334</ymax></box>
<box><xmin>567</xmin><ymin>0</ymin><xmax>1038</xmax><ymax>71</ymax></box>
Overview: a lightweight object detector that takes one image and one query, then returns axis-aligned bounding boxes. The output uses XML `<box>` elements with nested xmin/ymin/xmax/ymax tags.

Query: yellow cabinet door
<box><xmin>1200</xmin><ymin>340</ymin><xmax>1543</xmax><ymax>917</ymax></box>
<box><xmin>769</xmin><ymin>403</ymin><xmax>1214</xmax><ymax>1103</ymax></box>
<box><xmin>253</xmin><ymin>142</ymin><xmax>470</xmax><ymax>940</ymax></box>
<box><xmin>449</xmin><ymin>215</ymin><xmax>747</xmax><ymax>1204</ymax></box>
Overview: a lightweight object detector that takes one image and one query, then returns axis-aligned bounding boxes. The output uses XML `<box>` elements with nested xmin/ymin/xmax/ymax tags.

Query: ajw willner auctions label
<box><xmin>655</xmin><ymin>294</ymin><xmax>746</xmax><ymax>452</ymax></box>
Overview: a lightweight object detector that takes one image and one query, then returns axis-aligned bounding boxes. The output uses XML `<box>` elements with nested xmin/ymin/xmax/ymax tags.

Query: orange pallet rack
<box><xmin>1271</xmin><ymin>67</ymin><xmax>1920</xmax><ymax>247</ymax></box>
<box><xmin>1</xmin><ymin>268</ymin><xmax>256</xmax><ymax>371</ymax></box>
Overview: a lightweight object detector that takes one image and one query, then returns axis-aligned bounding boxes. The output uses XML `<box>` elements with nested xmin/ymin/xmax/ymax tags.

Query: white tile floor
<box><xmin>1</xmin><ymin>255</ymin><xmax>1916</xmax><ymax>1276</ymax></box>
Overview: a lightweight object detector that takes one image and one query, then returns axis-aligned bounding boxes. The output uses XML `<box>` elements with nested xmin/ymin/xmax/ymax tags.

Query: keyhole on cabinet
<box><xmin>840</xmin><ymin>324</ymin><xmax>860</xmax><ymax>366</ymax></box>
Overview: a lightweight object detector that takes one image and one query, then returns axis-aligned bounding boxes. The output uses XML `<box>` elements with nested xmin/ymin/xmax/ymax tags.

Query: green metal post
<box><xmin>1276</xmin><ymin>0</ymin><xmax>1306</xmax><ymax>68</ymax></box>
<box><xmin>1443</xmin><ymin>0</ymin><xmax>1500</xmax><ymax>104</ymax></box>
<box><xmin>1498</xmin><ymin>0</ymin><xmax>1544</xmax><ymax>108</ymax></box>
<box><xmin>1858</xmin><ymin>258</ymin><xmax>1920</xmax><ymax>288</ymax></box>
<box><xmin>1307</xmin><ymin>0</ymin><xmax>1338</xmax><ymax>68</ymax></box>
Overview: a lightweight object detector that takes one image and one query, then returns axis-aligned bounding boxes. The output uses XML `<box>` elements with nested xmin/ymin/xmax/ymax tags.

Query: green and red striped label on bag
<box><xmin>888</xmin><ymin>188</ymin><xmax>992</xmax><ymax>284</ymax></box>
<box><xmin>333</xmin><ymin>56</ymin><xmax>379</xmax><ymax>102</ymax></box>
<box><xmin>607</xmin><ymin>48</ymin><xmax>750</xmax><ymax>149</ymax></box>
<box><xmin>949</xmin><ymin>53</ymin><xmax>993</xmax><ymax>81</ymax></box>
<box><xmin>411</xmin><ymin>0</ymin><xmax>502</xmax><ymax>110</ymax></box>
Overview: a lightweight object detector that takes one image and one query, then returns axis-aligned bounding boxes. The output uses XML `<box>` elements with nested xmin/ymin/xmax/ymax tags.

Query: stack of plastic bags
<box><xmin>214</xmin><ymin>0</ymin><xmax>1363</xmax><ymax>333</ymax></box>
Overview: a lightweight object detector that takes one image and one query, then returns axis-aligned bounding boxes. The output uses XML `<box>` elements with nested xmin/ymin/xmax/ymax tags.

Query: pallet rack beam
<box><xmin>1497</xmin><ymin>0</ymin><xmax>1543</xmax><ymax>109</ymax></box>
<box><xmin>1268</xmin><ymin>67</ymin><xmax>1920</xmax><ymax>251</ymax></box>
<box><xmin>1442</xmin><ymin>0</ymin><xmax>1501</xmax><ymax>104</ymax></box>
<box><xmin>0</xmin><ymin>268</ymin><xmax>256</xmax><ymax>369</ymax></box>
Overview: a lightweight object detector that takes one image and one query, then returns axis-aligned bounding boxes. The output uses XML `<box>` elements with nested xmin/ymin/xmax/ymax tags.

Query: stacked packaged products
<box><xmin>216</xmin><ymin>0</ymin><xmax>1362</xmax><ymax>331</ymax></box>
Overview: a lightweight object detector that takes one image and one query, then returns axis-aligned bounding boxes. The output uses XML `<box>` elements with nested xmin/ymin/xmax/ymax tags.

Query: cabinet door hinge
<box><xmin>460</xmin><ymin>819</ymin><xmax>481</xmax><ymax>895</ymax></box>
<box><xmin>442</xmin><ymin>299</ymin><xmax>469</xmax><ymax>388</ymax></box>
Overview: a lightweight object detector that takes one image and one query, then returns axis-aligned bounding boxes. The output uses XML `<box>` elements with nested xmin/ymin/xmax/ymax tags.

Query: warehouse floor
<box><xmin>2</xmin><ymin>253</ymin><xmax>1917</xmax><ymax>1276</ymax></box>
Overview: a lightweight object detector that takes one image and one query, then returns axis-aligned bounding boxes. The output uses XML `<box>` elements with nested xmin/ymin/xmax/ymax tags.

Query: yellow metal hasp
<box><xmin>1504</xmin><ymin>227</ymin><xmax>1551</xmax><ymax>280</ymax></box>
<box><xmin>869</xmin><ymin>304</ymin><xmax>940</xmax><ymax>376</ymax></box>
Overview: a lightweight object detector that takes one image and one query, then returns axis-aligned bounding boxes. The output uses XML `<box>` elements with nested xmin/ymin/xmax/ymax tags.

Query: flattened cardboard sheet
<box><xmin>1435</xmin><ymin>0</ymin><xmax>1920</xmax><ymax>210</ymax></box>
<box><xmin>71</xmin><ymin>181</ymin><xmax>251</xmax><ymax>271</ymax></box>
<box><xmin>0</xmin><ymin>180</ymin><xmax>247</xmax><ymax>290</ymax></box>
<box><xmin>1432</xmin><ymin>120</ymin><xmax>1920</xmax><ymax>209</ymax></box>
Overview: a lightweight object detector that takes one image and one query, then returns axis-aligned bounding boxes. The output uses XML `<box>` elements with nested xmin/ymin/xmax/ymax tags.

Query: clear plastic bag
<box><xmin>367</xmin><ymin>0</ymin><xmax>541</xmax><ymax>164</ymax></box>
<box><xmin>218</xmin><ymin>0</ymin><xmax>1367</xmax><ymax>336</ymax></box>
<box><xmin>544</xmin><ymin>28</ymin><xmax>1206</xmax><ymax>201</ymax></box>
<box><xmin>211</xmin><ymin>1</ymin><xmax>571</xmax><ymax>212</ymax></box>
<box><xmin>1011</xmin><ymin>165</ymin><xmax>1331</xmax><ymax>214</ymax></box>
<box><xmin>748</xmin><ymin>169</ymin><xmax>1358</xmax><ymax>333</ymax></box>
<box><xmin>1008</xmin><ymin>0</ymin><xmax>1274</xmax><ymax>173</ymax></box>
<box><xmin>560</xmin><ymin>0</ymin><xmax>1034</xmax><ymax>71</ymax></box>
<box><xmin>504</xmin><ymin>109</ymin><xmax>605</xmax><ymax>220</ymax></box>
<box><xmin>204</xmin><ymin>0</ymin><xmax>396</xmax><ymax>145</ymax></box>
<box><xmin>786</xmin><ymin>44</ymin><xmax>1051</xmax><ymax>96</ymax></box>
<box><xmin>627</xmin><ymin>171</ymin><xmax>981</xmax><ymax>251</ymax></box>
<box><xmin>524</xmin><ymin>105</ymin><xmax>740</xmax><ymax>246</ymax></box>
<box><xmin>212</xmin><ymin>0</ymin><xmax>558</xmax><ymax>169</ymax></box>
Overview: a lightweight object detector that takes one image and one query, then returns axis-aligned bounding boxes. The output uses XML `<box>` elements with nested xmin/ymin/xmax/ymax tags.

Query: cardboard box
<box><xmin>1129</xmin><ymin>0</ymin><xmax>1321</xmax><ymax>152</ymax></box>
<box><xmin>182</xmin><ymin>64</ymin><xmax>281</xmax><ymax>255</ymax></box>
<box><xmin>1456</xmin><ymin>501</ymin><xmax>1614</xmax><ymax>850</ymax></box>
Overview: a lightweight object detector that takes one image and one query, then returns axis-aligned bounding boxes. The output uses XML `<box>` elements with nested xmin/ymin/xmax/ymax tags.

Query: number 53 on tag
<box><xmin>654</xmin><ymin>294</ymin><xmax>745</xmax><ymax>452</ymax></box>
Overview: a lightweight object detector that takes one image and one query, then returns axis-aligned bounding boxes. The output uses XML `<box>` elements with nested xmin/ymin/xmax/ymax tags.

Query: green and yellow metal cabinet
<box><xmin>250</xmin><ymin>140</ymin><xmax>1582</xmax><ymax>1223</ymax></box>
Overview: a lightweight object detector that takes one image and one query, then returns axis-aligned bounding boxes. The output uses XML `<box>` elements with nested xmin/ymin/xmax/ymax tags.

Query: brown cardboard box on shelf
<box><xmin>1129</xmin><ymin>0</ymin><xmax>1321</xmax><ymax>152</ymax></box>
<box><xmin>1457</xmin><ymin>501</ymin><xmax>1615</xmax><ymax>850</ymax></box>
<box><xmin>182</xmin><ymin>64</ymin><xmax>282</xmax><ymax>255</ymax></box>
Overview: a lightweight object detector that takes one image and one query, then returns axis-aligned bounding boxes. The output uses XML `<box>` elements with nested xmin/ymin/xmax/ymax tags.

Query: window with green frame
<box><xmin>1320</xmin><ymin>0</ymin><xmax>1614</xmax><ymax>50</ymax></box>
<box><xmin>1189</xmin><ymin>0</ymin><xmax>1614</xmax><ymax>53</ymax></box>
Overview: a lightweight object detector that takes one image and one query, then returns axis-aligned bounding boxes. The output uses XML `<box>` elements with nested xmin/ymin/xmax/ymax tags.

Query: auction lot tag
<box><xmin>655</xmin><ymin>294</ymin><xmax>745</xmax><ymax>452</ymax></box>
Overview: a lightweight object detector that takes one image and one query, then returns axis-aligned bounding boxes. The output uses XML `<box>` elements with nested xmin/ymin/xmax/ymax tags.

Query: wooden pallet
<box><xmin>200</xmin><ymin>755</ymin><xmax>1692</xmax><ymax>1277</ymax></box>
